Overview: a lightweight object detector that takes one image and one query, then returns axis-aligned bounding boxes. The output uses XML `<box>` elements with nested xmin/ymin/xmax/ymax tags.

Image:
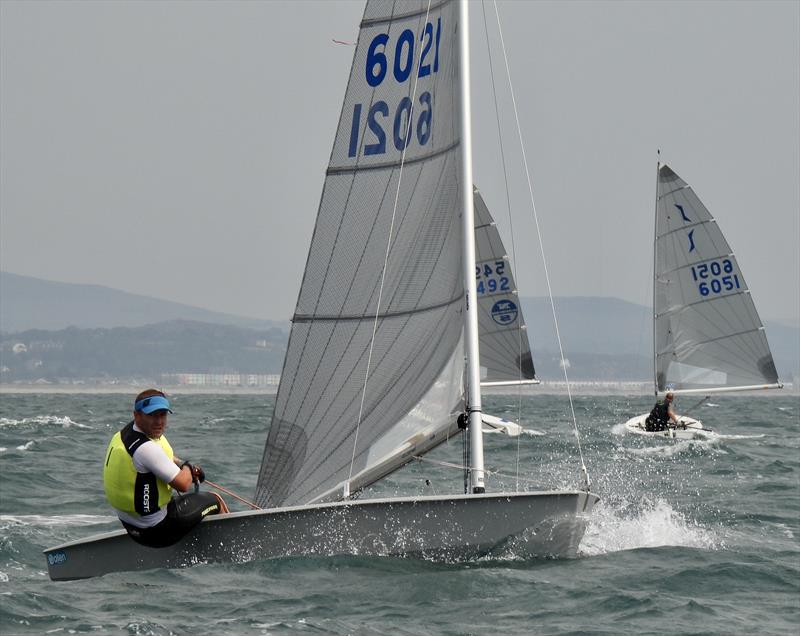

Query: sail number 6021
<box><xmin>348</xmin><ymin>92</ymin><xmax>432</xmax><ymax>157</ymax></box>
<box><xmin>365</xmin><ymin>18</ymin><xmax>441</xmax><ymax>87</ymax></box>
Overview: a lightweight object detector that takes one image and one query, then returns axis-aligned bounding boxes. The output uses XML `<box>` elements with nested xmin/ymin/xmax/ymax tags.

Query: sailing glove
<box><xmin>191</xmin><ymin>464</ymin><xmax>206</xmax><ymax>483</ymax></box>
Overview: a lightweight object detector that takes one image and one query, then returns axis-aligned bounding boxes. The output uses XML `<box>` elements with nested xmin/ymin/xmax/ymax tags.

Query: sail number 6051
<box><xmin>690</xmin><ymin>258</ymin><xmax>741</xmax><ymax>297</ymax></box>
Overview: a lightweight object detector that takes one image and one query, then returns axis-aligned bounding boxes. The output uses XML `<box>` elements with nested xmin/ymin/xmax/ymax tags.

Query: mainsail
<box><xmin>473</xmin><ymin>186</ymin><xmax>536</xmax><ymax>384</ymax></box>
<box><xmin>653</xmin><ymin>164</ymin><xmax>780</xmax><ymax>393</ymax></box>
<box><xmin>256</xmin><ymin>1</ymin><xmax>465</xmax><ymax>508</ymax></box>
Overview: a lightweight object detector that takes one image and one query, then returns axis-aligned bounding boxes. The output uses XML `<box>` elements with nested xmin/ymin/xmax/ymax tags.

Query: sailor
<box><xmin>645</xmin><ymin>392</ymin><xmax>680</xmax><ymax>432</ymax></box>
<box><xmin>103</xmin><ymin>389</ymin><xmax>229</xmax><ymax>548</ymax></box>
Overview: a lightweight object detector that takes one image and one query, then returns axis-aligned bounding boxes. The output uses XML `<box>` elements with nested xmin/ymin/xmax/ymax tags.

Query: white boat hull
<box><xmin>624</xmin><ymin>413</ymin><xmax>705</xmax><ymax>439</ymax></box>
<box><xmin>45</xmin><ymin>490</ymin><xmax>598</xmax><ymax>580</ymax></box>
<box><xmin>482</xmin><ymin>413</ymin><xmax>522</xmax><ymax>436</ymax></box>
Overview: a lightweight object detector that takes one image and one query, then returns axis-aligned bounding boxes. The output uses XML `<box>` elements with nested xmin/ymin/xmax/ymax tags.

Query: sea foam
<box><xmin>580</xmin><ymin>498</ymin><xmax>719</xmax><ymax>556</ymax></box>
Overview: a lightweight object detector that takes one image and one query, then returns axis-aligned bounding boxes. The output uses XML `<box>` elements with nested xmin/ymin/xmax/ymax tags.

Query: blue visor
<box><xmin>134</xmin><ymin>395</ymin><xmax>172</xmax><ymax>414</ymax></box>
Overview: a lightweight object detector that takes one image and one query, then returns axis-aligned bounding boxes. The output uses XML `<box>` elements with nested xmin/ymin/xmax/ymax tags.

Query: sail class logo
<box><xmin>675</xmin><ymin>203</ymin><xmax>691</xmax><ymax>222</ymax></box>
<box><xmin>491</xmin><ymin>300</ymin><xmax>518</xmax><ymax>325</ymax></box>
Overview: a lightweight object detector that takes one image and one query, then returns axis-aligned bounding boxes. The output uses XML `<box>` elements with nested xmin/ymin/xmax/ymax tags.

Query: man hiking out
<box><xmin>103</xmin><ymin>389</ymin><xmax>229</xmax><ymax>548</ymax></box>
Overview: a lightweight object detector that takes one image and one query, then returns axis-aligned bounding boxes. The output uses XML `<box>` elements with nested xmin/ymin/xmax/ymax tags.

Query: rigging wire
<box><xmin>480</xmin><ymin>0</ymin><xmax>525</xmax><ymax>492</ymax></box>
<box><xmin>491</xmin><ymin>0</ymin><xmax>591</xmax><ymax>491</ymax></box>
<box><xmin>414</xmin><ymin>455</ymin><xmax>544</xmax><ymax>487</ymax></box>
<box><xmin>349</xmin><ymin>0</ymin><xmax>435</xmax><ymax>487</ymax></box>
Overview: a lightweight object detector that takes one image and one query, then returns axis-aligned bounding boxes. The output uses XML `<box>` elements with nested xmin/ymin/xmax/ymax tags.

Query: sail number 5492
<box><xmin>476</xmin><ymin>261</ymin><xmax>510</xmax><ymax>296</ymax></box>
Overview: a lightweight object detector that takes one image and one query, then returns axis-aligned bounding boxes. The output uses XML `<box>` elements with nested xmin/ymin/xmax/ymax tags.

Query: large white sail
<box><xmin>255</xmin><ymin>0</ymin><xmax>465</xmax><ymax>508</ymax></box>
<box><xmin>473</xmin><ymin>186</ymin><xmax>536</xmax><ymax>384</ymax></box>
<box><xmin>654</xmin><ymin>164</ymin><xmax>780</xmax><ymax>393</ymax></box>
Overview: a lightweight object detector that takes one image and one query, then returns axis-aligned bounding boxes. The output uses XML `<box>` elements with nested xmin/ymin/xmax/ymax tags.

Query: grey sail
<box><xmin>473</xmin><ymin>186</ymin><xmax>536</xmax><ymax>384</ymax></box>
<box><xmin>654</xmin><ymin>164</ymin><xmax>780</xmax><ymax>392</ymax></box>
<box><xmin>255</xmin><ymin>0</ymin><xmax>465</xmax><ymax>508</ymax></box>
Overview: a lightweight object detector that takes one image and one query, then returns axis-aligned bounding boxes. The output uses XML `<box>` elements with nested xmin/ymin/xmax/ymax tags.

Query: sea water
<box><xmin>0</xmin><ymin>392</ymin><xmax>797</xmax><ymax>635</ymax></box>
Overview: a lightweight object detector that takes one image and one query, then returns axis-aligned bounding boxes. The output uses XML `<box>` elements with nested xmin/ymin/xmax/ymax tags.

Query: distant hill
<box><xmin>0</xmin><ymin>272</ymin><xmax>796</xmax><ymax>383</ymax></box>
<box><xmin>0</xmin><ymin>271</ymin><xmax>286</xmax><ymax>333</ymax></box>
<box><xmin>0</xmin><ymin>320</ymin><xmax>286</xmax><ymax>381</ymax></box>
<box><xmin>520</xmin><ymin>296</ymin><xmax>799</xmax><ymax>383</ymax></box>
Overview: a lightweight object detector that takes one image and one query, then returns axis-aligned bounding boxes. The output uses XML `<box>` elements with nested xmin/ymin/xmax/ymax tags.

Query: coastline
<box><xmin>1</xmin><ymin>382</ymin><xmax>795</xmax><ymax>397</ymax></box>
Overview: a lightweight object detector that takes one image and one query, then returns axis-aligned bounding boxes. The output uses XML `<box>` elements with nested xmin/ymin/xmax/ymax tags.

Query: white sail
<box><xmin>255</xmin><ymin>0</ymin><xmax>466</xmax><ymax>508</ymax></box>
<box><xmin>653</xmin><ymin>164</ymin><xmax>780</xmax><ymax>393</ymax></box>
<box><xmin>473</xmin><ymin>186</ymin><xmax>536</xmax><ymax>385</ymax></box>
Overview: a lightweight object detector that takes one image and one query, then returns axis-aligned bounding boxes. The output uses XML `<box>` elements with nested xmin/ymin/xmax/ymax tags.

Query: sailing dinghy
<box><xmin>45</xmin><ymin>0</ymin><xmax>597</xmax><ymax>580</ymax></box>
<box><xmin>625</xmin><ymin>163</ymin><xmax>782</xmax><ymax>439</ymax></box>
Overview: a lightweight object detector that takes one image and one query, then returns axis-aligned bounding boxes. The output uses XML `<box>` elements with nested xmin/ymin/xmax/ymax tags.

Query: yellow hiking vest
<box><xmin>103</xmin><ymin>421</ymin><xmax>174</xmax><ymax>516</ymax></box>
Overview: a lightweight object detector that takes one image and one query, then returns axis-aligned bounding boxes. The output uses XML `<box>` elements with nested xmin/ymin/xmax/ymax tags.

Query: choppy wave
<box><xmin>0</xmin><ymin>392</ymin><xmax>796</xmax><ymax>636</ymax></box>
<box><xmin>0</xmin><ymin>514</ymin><xmax>117</xmax><ymax>530</ymax></box>
<box><xmin>0</xmin><ymin>415</ymin><xmax>89</xmax><ymax>429</ymax></box>
<box><xmin>580</xmin><ymin>499</ymin><xmax>720</xmax><ymax>555</ymax></box>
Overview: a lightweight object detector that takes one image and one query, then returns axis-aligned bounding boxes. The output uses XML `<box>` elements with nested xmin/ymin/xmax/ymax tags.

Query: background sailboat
<box><xmin>625</xmin><ymin>162</ymin><xmax>782</xmax><ymax>438</ymax></box>
<box><xmin>474</xmin><ymin>185</ymin><xmax>537</xmax><ymax>437</ymax></box>
<box><xmin>474</xmin><ymin>186</ymin><xmax>537</xmax><ymax>388</ymax></box>
<box><xmin>45</xmin><ymin>0</ymin><xmax>596</xmax><ymax>580</ymax></box>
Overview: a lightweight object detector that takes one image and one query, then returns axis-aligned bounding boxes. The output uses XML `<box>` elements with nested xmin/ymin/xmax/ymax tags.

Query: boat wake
<box><xmin>521</xmin><ymin>428</ymin><xmax>546</xmax><ymax>437</ymax></box>
<box><xmin>623</xmin><ymin>438</ymin><xmax>724</xmax><ymax>458</ymax></box>
<box><xmin>610</xmin><ymin>422</ymin><xmax>628</xmax><ymax>436</ymax></box>
<box><xmin>713</xmin><ymin>433</ymin><xmax>766</xmax><ymax>440</ymax></box>
<box><xmin>579</xmin><ymin>499</ymin><xmax>719</xmax><ymax>556</ymax></box>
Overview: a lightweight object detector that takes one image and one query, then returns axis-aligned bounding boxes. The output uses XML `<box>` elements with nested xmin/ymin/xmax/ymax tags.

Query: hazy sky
<box><xmin>2</xmin><ymin>0</ymin><xmax>798</xmax><ymax>324</ymax></box>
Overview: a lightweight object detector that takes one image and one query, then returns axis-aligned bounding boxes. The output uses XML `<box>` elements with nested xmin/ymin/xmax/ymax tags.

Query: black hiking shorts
<box><xmin>122</xmin><ymin>492</ymin><xmax>221</xmax><ymax>548</ymax></box>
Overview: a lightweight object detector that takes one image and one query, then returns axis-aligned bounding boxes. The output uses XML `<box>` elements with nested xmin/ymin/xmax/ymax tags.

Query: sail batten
<box><xmin>293</xmin><ymin>294</ymin><xmax>463</xmax><ymax>322</ymax></box>
<box><xmin>653</xmin><ymin>163</ymin><xmax>779</xmax><ymax>393</ymax></box>
<box><xmin>328</xmin><ymin>141</ymin><xmax>460</xmax><ymax>174</ymax></box>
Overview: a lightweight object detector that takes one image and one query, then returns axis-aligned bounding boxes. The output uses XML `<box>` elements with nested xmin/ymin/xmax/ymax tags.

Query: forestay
<box><xmin>654</xmin><ymin>164</ymin><xmax>780</xmax><ymax>392</ymax></box>
<box><xmin>473</xmin><ymin>186</ymin><xmax>536</xmax><ymax>384</ymax></box>
<box><xmin>255</xmin><ymin>0</ymin><xmax>466</xmax><ymax>508</ymax></box>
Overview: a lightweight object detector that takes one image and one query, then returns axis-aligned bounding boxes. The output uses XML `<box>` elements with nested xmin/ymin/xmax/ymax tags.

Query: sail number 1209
<box><xmin>690</xmin><ymin>258</ymin><xmax>741</xmax><ymax>296</ymax></box>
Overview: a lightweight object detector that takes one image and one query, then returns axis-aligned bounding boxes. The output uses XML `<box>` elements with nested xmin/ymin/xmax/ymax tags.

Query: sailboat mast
<box><xmin>652</xmin><ymin>156</ymin><xmax>660</xmax><ymax>396</ymax></box>
<box><xmin>458</xmin><ymin>0</ymin><xmax>485</xmax><ymax>493</ymax></box>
